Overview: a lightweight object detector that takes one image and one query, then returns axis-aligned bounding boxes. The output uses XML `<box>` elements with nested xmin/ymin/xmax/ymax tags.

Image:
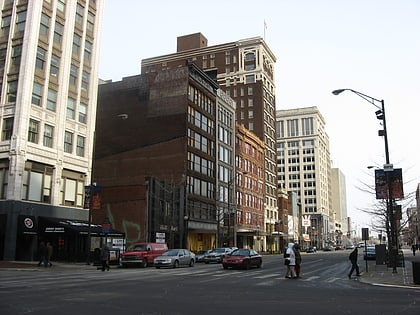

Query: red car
<box><xmin>222</xmin><ymin>249</ymin><xmax>262</xmax><ymax>270</ymax></box>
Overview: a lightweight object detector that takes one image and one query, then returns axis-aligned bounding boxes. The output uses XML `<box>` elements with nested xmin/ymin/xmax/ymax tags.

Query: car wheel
<box><xmin>257</xmin><ymin>260</ymin><xmax>262</xmax><ymax>268</ymax></box>
<box><xmin>173</xmin><ymin>260</ymin><xmax>179</xmax><ymax>268</ymax></box>
<box><xmin>205</xmin><ymin>261</ymin><xmax>209</xmax><ymax>264</ymax></box>
<box><xmin>155</xmin><ymin>266</ymin><xmax>160</xmax><ymax>269</ymax></box>
<box><xmin>223</xmin><ymin>265</ymin><xmax>228</xmax><ymax>270</ymax></box>
<box><xmin>189</xmin><ymin>259</ymin><xmax>194</xmax><ymax>267</ymax></box>
<box><xmin>141</xmin><ymin>260</ymin><xmax>148</xmax><ymax>268</ymax></box>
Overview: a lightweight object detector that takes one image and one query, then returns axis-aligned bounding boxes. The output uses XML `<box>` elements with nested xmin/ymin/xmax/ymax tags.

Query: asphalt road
<box><xmin>1</xmin><ymin>251</ymin><xmax>419</xmax><ymax>315</ymax></box>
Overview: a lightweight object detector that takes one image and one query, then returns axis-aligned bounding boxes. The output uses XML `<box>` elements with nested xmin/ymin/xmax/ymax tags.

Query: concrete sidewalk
<box><xmin>358</xmin><ymin>248</ymin><xmax>420</xmax><ymax>289</ymax></box>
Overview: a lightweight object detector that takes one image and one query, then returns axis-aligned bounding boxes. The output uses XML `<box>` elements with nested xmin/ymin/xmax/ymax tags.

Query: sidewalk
<box><xmin>358</xmin><ymin>248</ymin><xmax>420</xmax><ymax>289</ymax></box>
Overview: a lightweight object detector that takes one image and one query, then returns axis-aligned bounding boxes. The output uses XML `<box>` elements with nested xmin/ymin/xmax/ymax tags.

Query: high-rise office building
<box><xmin>141</xmin><ymin>33</ymin><xmax>278</xmax><ymax>251</ymax></box>
<box><xmin>0</xmin><ymin>0</ymin><xmax>103</xmax><ymax>261</ymax></box>
<box><xmin>276</xmin><ymin>106</ymin><xmax>332</xmax><ymax>248</ymax></box>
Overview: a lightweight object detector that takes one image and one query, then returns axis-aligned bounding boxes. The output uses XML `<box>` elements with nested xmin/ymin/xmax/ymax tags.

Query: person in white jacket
<box><xmin>284</xmin><ymin>242</ymin><xmax>297</xmax><ymax>278</ymax></box>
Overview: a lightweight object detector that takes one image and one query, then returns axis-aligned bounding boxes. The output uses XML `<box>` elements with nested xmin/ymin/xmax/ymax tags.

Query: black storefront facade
<box><xmin>0</xmin><ymin>200</ymin><xmax>124</xmax><ymax>262</ymax></box>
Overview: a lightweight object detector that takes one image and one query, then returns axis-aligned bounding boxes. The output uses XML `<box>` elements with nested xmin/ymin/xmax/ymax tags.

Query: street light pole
<box><xmin>332</xmin><ymin>88</ymin><xmax>398</xmax><ymax>273</ymax></box>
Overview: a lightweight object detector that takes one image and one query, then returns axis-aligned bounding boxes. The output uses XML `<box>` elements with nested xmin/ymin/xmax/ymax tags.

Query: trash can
<box><xmin>413</xmin><ymin>261</ymin><xmax>420</xmax><ymax>285</ymax></box>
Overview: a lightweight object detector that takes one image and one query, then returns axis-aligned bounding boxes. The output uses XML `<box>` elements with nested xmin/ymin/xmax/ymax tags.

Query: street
<box><xmin>1</xmin><ymin>251</ymin><xmax>419</xmax><ymax>315</ymax></box>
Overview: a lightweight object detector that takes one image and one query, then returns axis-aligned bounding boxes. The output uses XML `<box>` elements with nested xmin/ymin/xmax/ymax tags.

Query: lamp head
<box><xmin>332</xmin><ymin>89</ymin><xmax>346</xmax><ymax>95</ymax></box>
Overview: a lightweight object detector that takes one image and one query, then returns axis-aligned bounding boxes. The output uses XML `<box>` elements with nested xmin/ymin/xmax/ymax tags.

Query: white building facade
<box><xmin>0</xmin><ymin>0</ymin><xmax>103</xmax><ymax>261</ymax></box>
<box><xmin>276</xmin><ymin>106</ymin><xmax>332</xmax><ymax>248</ymax></box>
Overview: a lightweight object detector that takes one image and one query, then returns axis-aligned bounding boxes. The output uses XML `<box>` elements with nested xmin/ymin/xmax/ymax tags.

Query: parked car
<box><xmin>345</xmin><ymin>244</ymin><xmax>355</xmax><ymax>250</ymax></box>
<box><xmin>154</xmin><ymin>249</ymin><xmax>196</xmax><ymax>268</ymax></box>
<box><xmin>364</xmin><ymin>246</ymin><xmax>376</xmax><ymax>260</ymax></box>
<box><xmin>222</xmin><ymin>249</ymin><xmax>262</xmax><ymax>270</ymax></box>
<box><xmin>195</xmin><ymin>250</ymin><xmax>212</xmax><ymax>263</ymax></box>
<box><xmin>335</xmin><ymin>245</ymin><xmax>344</xmax><ymax>250</ymax></box>
<box><xmin>120</xmin><ymin>242</ymin><xmax>168</xmax><ymax>268</ymax></box>
<box><xmin>323</xmin><ymin>245</ymin><xmax>334</xmax><ymax>251</ymax></box>
<box><xmin>204</xmin><ymin>248</ymin><xmax>233</xmax><ymax>264</ymax></box>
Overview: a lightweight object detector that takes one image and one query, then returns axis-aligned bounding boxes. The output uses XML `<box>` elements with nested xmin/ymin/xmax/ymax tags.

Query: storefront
<box><xmin>38</xmin><ymin>217</ymin><xmax>125</xmax><ymax>262</ymax></box>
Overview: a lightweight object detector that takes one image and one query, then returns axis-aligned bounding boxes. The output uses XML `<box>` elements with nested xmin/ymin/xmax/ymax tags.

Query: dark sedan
<box><xmin>222</xmin><ymin>249</ymin><xmax>262</xmax><ymax>270</ymax></box>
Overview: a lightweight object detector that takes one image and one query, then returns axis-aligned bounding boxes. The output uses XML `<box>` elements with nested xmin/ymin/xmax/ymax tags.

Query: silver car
<box><xmin>203</xmin><ymin>248</ymin><xmax>233</xmax><ymax>264</ymax></box>
<box><xmin>154</xmin><ymin>249</ymin><xmax>196</xmax><ymax>268</ymax></box>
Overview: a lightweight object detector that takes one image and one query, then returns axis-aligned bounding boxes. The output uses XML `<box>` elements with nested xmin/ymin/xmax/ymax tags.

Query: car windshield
<box><xmin>126</xmin><ymin>244</ymin><xmax>147</xmax><ymax>251</ymax></box>
<box><xmin>162</xmin><ymin>249</ymin><xmax>179</xmax><ymax>256</ymax></box>
<box><xmin>231</xmin><ymin>249</ymin><xmax>250</xmax><ymax>256</ymax></box>
<box><xmin>212</xmin><ymin>248</ymin><xmax>226</xmax><ymax>253</ymax></box>
<box><xmin>197</xmin><ymin>250</ymin><xmax>208</xmax><ymax>255</ymax></box>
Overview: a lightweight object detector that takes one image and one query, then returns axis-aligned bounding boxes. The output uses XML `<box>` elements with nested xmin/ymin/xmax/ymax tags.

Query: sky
<box><xmin>99</xmin><ymin>0</ymin><xmax>420</xmax><ymax>231</ymax></box>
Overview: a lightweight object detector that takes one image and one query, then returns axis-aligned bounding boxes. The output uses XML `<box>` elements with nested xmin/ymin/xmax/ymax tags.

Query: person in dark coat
<box><xmin>293</xmin><ymin>243</ymin><xmax>302</xmax><ymax>278</ymax></box>
<box><xmin>348</xmin><ymin>247</ymin><xmax>361</xmax><ymax>279</ymax></box>
<box><xmin>37</xmin><ymin>241</ymin><xmax>47</xmax><ymax>267</ymax></box>
<box><xmin>100</xmin><ymin>244</ymin><xmax>110</xmax><ymax>271</ymax></box>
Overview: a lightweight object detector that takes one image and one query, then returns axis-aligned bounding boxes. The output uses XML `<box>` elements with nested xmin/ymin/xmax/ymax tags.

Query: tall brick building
<box><xmin>141</xmin><ymin>33</ymin><xmax>278</xmax><ymax>251</ymax></box>
<box><xmin>95</xmin><ymin>63</ymin><xmax>239</xmax><ymax>251</ymax></box>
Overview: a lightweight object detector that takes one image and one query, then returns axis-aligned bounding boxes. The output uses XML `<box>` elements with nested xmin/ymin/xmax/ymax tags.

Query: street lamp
<box><xmin>332</xmin><ymin>88</ymin><xmax>398</xmax><ymax>273</ymax></box>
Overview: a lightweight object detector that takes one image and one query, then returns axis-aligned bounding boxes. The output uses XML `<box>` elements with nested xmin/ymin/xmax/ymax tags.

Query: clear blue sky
<box><xmin>99</xmin><ymin>0</ymin><xmax>420</xmax><ymax>230</ymax></box>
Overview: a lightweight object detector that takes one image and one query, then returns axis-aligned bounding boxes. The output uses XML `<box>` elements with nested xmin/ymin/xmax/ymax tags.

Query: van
<box><xmin>120</xmin><ymin>242</ymin><xmax>168</xmax><ymax>268</ymax></box>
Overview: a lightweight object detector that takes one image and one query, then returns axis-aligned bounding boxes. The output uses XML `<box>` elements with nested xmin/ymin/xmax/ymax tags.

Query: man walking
<box><xmin>348</xmin><ymin>247</ymin><xmax>361</xmax><ymax>279</ymax></box>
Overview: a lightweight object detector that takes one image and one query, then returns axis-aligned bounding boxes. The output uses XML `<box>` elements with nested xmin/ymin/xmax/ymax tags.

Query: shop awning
<box><xmin>38</xmin><ymin>216</ymin><xmax>125</xmax><ymax>237</ymax></box>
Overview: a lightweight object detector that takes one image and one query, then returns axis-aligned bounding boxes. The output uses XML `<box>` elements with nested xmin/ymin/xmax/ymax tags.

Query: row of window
<box><xmin>276</xmin><ymin>117</ymin><xmax>315</xmax><ymax>138</ymax></box>
<box><xmin>188</xmin><ymin>84</ymin><xmax>215</xmax><ymax>116</ymax></box>
<box><xmin>2</xmin><ymin>117</ymin><xmax>85</xmax><ymax>157</ymax></box>
<box><xmin>0</xmin><ymin>163</ymin><xmax>85</xmax><ymax>207</ymax></box>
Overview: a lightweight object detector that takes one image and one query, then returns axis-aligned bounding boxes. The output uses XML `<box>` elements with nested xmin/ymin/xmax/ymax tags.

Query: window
<box><xmin>60</xmin><ymin>175</ymin><xmax>85</xmax><ymax>207</ymax></box>
<box><xmin>22</xmin><ymin>164</ymin><xmax>53</xmax><ymax>203</ymax></box>
<box><xmin>1</xmin><ymin>15</ymin><xmax>11</xmax><ymax>37</ymax></box>
<box><xmin>75</xmin><ymin>3</ymin><xmax>84</xmax><ymax>25</ymax></box>
<box><xmin>66</xmin><ymin>98</ymin><xmax>76</xmax><ymax>119</ymax></box>
<box><xmin>248</xmin><ymin>87</ymin><xmax>253</xmax><ymax>95</ymax></box>
<box><xmin>53</xmin><ymin>21</ymin><xmax>63</xmax><ymax>44</ymax></box>
<box><xmin>287</xmin><ymin>119</ymin><xmax>299</xmax><ymax>137</ymax></box>
<box><xmin>15</xmin><ymin>11</ymin><xmax>26</xmax><ymax>34</ymax></box>
<box><xmin>28</xmin><ymin>119</ymin><xmax>39</xmax><ymax>143</ymax></box>
<box><xmin>43</xmin><ymin>124</ymin><xmax>53</xmax><ymax>148</ymax></box>
<box><xmin>46</xmin><ymin>88</ymin><xmax>57</xmax><ymax>111</ymax></box>
<box><xmin>31</xmin><ymin>82</ymin><xmax>43</xmax><ymax>106</ymax></box>
<box><xmin>248</xmin><ymin>110</ymin><xmax>254</xmax><ymax>118</ymax></box>
<box><xmin>302</xmin><ymin>117</ymin><xmax>314</xmax><ymax>135</ymax></box>
<box><xmin>64</xmin><ymin>131</ymin><xmax>73</xmax><ymax>153</ymax></box>
<box><xmin>2</xmin><ymin>118</ymin><xmax>13</xmax><ymax>141</ymax></box>
<box><xmin>72</xmin><ymin>33</ymin><xmax>82</xmax><ymax>56</ymax></box>
<box><xmin>36</xmin><ymin>46</ymin><xmax>47</xmax><ymax>70</ymax></box>
<box><xmin>7</xmin><ymin>80</ymin><xmax>18</xmax><ymax>103</ymax></box>
<box><xmin>39</xmin><ymin>13</ymin><xmax>50</xmax><ymax>37</ymax></box>
<box><xmin>76</xmin><ymin>135</ymin><xmax>85</xmax><ymax>157</ymax></box>
<box><xmin>245</xmin><ymin>53</ymin><xmax>255</xmax><ymax>61</ymax></box>
<box><xmin>87</xmin><ymin>11</ymin><xmax>95</xmax><ymax>32</ymax></box>
<box><xmin>276</xmin><ymin>121</ymin><xmax>284</xmax><ymax>138</ymax></box>
<box><xmin>245</xmin><ymin>75</ymin><xmax>255</xmax><ymax>84</ymax></box>
<box><xmin>84</xmin><ymin>41</ymin><xmax>92</xmax><ymax>64</ymax></box>
<box><xmin>248</xmin><ymin>98</ymin><xmax>253</xmax><ymax>107</ymax></box>
<box><xmin>69</xmin><ymin>64</ymin><xmax>78</xmax><ymax>86</ymax></box>
<box><xmin>81</xmin><ymin>70</ymin><xmax>89</xmax><ymax>91</ymax></box>
<box><xmin>79</xmin><ymin>103</ymin><xmax>87</xmax><ymax>123</ymax></box>
<box><xmin>50</xmin><ymin>54</ymin><xmax>60</xmax><ymax>77</ymax></box>
<box><xmin>57</xmin><ymin>0</ymin><xmax>65</xmax><ymax>13</ymax></box>
<box><xmin>11</xmin><ymin>45</ymin><xmax>22</xmax><ymax>68</ymax></box>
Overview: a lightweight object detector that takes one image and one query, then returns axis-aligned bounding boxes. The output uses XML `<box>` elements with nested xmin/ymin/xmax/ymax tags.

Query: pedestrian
<box><xmin>37</xmin><ymin>241</ymin><xmax>47</xmax><ymax>267</ymax></box>
<box><xmin>46</xmin><ymin>242</ymin><xmax>53</xmax><ymax>267</ymax></box>
<box><xmin>293</xmin><ymin>243</ymin><xmax>302</xmax><ymax>278</ymax></box>
<box><xmin>100</xmin><ymin>243</ymin><xmax>110</xmax><ymax>271</ymax></box>
<box><xmin>412</xmin><ymin>244</ymin><xmax>416</xmax><ymax>256</ymax></box>
<box><xmin>348</xmin><ymin>247</ymin><xmax>361</xmax><ymax>279</ymax></box>
<box><xmin>284</xmin><ymin>242</ymin><xmax>297</xmax><ymax>279</ymax></box>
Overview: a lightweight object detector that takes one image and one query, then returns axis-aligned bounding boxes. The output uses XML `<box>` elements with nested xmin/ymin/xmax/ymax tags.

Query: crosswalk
<box><xmin>0</xmin><ymin>265</ymin><xmax>349</xmax><ymax>291</ymax></box>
